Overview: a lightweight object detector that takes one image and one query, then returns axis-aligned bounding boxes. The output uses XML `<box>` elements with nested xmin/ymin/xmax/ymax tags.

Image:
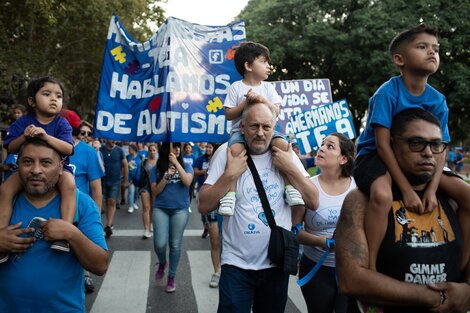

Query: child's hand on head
<box><xmin>31</xmin><ymin>127</ymin><xmax>47</xmax><ymax>139</ymax></box>
<box><xmin>245</xmin><ymin>91</ymin><xmax>268</xmax><ymax>105</ymax></box>
<box><xmin>23</xmin><ymin>124</ymin><xmax>35</xmax><ymax>138</ymax></box>
<box><xmin>25</xmin><ymin>125</ymin><xmax>47</xmax><ymax>139</ymax></box>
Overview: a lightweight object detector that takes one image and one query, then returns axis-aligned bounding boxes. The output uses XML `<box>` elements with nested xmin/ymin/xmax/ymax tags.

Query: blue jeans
<box><xmin>127</xmin><ymin>183</ymin><xmax>139</xmax><ymax>207</ymax></box>
<box><xmin>152</xmin><ymin>207</ymin><xmax>189</xmax><ymax>277</ymax></box>
<box><xmin>218</xmin><ymin>264</ymin><xmax>289</xmax><ymax>313</ymax></box>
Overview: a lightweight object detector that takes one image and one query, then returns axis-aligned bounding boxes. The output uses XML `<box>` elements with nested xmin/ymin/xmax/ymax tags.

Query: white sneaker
<box><xmin>284</xmin><ymin>185</ymin><xmax>304</xmax><ymax>206</ymax></box>
<box><xmin>142</xmin><ymin>230</ymin><xmax>152</xmax><ymax>239</ymax></box>
<box><xmin>128</xmin><ymin>206</ymin><xmax>134</xmax><ymax>213</ymax></box>
<box><xmin>209</xmin><ymin>272</ymin><xmax>220</xmax><ymax>288</ymax></box>
<box><xmin>218</xmin><ymin>192</ymin><xmax>235</xmax><ymax>216</ymax></box>
<box><xmin>133</xmin><ymin>203</ymin><xmax>139</xmax><ymax>210</ymax></box>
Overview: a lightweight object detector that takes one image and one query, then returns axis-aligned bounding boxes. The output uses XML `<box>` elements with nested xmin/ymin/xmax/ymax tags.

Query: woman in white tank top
<box><xmin>297</xmin><ymin>132</ymin><xmax>356</xmax><ymax>313</ymax></box>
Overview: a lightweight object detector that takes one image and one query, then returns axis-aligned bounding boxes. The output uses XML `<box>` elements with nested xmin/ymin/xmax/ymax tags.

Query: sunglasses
<box><xmin>80</xmin><ymin>130</ymin><xmax>93</xmax><ymax>137</ymax></box>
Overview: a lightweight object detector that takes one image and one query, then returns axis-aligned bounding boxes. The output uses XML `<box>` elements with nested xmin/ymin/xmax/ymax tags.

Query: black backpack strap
<box><xmin>246</xmin><ymin>154</ymin><xmax>277</xmax><ymax>229</ymax></box>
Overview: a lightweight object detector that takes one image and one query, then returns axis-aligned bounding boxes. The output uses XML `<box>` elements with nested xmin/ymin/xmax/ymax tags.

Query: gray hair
<box><xmin>241</xmin><ymin>100</ymin><xmax>276</xmax><ymax>124</ymax></box>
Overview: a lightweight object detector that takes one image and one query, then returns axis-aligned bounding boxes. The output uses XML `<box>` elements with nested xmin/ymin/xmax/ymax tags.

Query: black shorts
<box><xmin>353</xmin><ymin>152</ymin><xmax>387</xmax><ymax>195</ymax></box>
<box><xmin>354</xmin><ymin>152</ymin><xmax>462</xmax><ymax>195</ymax></box>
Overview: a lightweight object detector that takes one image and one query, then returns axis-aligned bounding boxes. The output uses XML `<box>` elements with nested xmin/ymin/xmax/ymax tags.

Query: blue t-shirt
<box><xmin>193</xmin><ymin>154</ymin><xmax>210</xmax><ymax>191</ymax></box>
<box><xmin>69</xmin><ymin>140</ymin><xmax>105</xmax><ymax>195</ymax></box>
<box><xmin>100</xmin><ymin>145</ymin><xmax>125</xmax><ymax>185</ymax></box>
<box><xmin>150</xmin><ymin>162</ymin><xmax>193</xmax><ymax>209</ymax></box>
<box><xmin>3</xmin><ymin>113</ymin><xmax>74</xmax><ymax>171</ymax></box>
<box><xmin>357</xmin><ymin>76</ymin><xmax>450</xmax><ymax>156</ymax></box>
<box><xmin>183</xmin><ymin>154</ymin><xmax>195</xmax><ymax>168</ymax></box>
<box><xmin>126</xmin><ymin>154</ymin><xmax>142</xmax><ymax>182</ymax></box>
<box><xmin>137</xmin><ymin>149</ymin><xmax>148</xmax><ymax>159</ymax></box>
<box><xmin>0</xmin><ymin>191</ymin><xmax>107</xmax><ymax>313</ymax></box>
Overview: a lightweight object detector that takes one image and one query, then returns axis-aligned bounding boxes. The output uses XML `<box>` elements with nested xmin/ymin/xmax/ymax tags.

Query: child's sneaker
<box><xmin>51</xmin><ymin>240</ymin><xmax>70</xmax><ymax>252</ymax></box>
<box><xmin>0</xmin><ymin>253</ymin><xmax>9</xmax><ymax>264</ymax></box>
<box><xmin>165</xmin><ymin>275</ymin><xmax>176</xmax><ymax>293</ymax></box>
<box><xmin>218</xmin><ymin>192</ymin><xmax>236</xmax><ymax>216</ymax></box>
<box><xmin>284</xmin><ymin>185</ymin><xmax>304</xmax><ymax>206</ymax></box>
<box><xmin>155</xmin><ymin>262</ymin><xmax>167</xmax><ymax>280</ymax></box>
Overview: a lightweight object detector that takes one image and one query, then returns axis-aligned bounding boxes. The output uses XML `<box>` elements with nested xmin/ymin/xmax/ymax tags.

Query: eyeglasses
<box><xmin>80</xmin><ymin>131</ymin><xmax>92</xmax><ymax>137</ymax></box>
<box><xmin>394</xmin><ymin>136</ymin><xmax>448</xmax><ymax>154</ymax></box>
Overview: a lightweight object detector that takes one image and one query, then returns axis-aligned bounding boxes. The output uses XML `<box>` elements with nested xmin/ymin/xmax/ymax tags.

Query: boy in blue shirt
<box><xmin>355</xmin><ymin>24</ymin><xmax>470</xmax><ymax>271</ymax></box>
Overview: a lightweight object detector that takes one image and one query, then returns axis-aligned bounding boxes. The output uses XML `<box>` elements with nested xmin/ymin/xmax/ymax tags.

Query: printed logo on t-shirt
<box><xmin>392</xmin><ymin>201</ymin><xmax>454</xmax><ymax>248</ymax></box>
<box><xmin>244</xmin><ymin>223</ymin><xmax>260</xmax><ymax>235</ymax></box>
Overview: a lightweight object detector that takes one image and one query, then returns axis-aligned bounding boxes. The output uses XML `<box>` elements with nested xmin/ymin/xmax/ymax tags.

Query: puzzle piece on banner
<box><xmin>226</xmin><ymin>45</ymin><xmax>237</xmax><ymax>61</ymax></box>
<box><xmin>149</xmin><ymin>96</ymin><xmax>161</xmax><ymax>113</ymax></box>
<box><xmin>124</xmin><ymin>59</ymin><xmax>140</xmax><ymax>75</ymax></box>
<box><xmin>206</xmin><ymin>96</ymin><xmax>223</xmax><ymax>113</ymax></box>
<box><xmin>111</xmin><ymin>46</ymin><xmax>127</xmax><ymax>64</ymax></box>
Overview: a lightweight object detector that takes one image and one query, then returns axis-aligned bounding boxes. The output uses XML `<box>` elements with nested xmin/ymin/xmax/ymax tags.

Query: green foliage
<box><xmin>0</xmin><ymin>0</ymin><xmax>165</xmax><ymax>124</ymax></box>
<box><xmin>239</xmin><ymin>0</ymin><xmax>470</xmax><ymax>144</ymax></box>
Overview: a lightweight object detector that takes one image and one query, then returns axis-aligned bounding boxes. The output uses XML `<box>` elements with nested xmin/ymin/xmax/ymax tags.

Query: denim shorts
<box><xmin>102</xmin><ymin>182</ymin><xmax>121</xmax><ymax>200</ymax></box>
<box><xmin>228</xmin><ymin>130</ymin><xmax>286</xmax><ymax>147</ymax></box>
<box><xmin>201</xmin><ymin>210</ymin><xmax>219</xmax><ymax>225</ymax></box>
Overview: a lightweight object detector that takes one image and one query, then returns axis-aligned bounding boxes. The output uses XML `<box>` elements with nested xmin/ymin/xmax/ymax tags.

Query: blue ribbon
<box><xmin>297</xmin><ymin>238</ymin><xmax>335</xmax><ymax>287</ymax></box>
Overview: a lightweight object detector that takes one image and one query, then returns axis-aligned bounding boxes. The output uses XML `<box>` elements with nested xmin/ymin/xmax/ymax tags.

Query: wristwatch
<box><xmin>291</xmin><ymin>223</ymin><xmax>303</xmax><ymax>236</ymax></box>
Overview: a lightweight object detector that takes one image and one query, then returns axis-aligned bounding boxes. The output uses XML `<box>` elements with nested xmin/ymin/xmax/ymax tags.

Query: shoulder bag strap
<box><xmin>246</xmin><ymin>154</ymin><xmax>277</xmax><ymax>229</ymax></box>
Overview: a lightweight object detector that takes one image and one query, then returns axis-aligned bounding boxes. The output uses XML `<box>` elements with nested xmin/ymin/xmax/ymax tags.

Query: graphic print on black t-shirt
<box><xmin>392</xmin><ymin>200</ymin><xmax>454</xmax><ymax>247</ymax></box>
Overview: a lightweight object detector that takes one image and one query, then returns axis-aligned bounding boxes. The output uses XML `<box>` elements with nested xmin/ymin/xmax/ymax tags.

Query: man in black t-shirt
<box><xmin>336</xmin><ymin>108</ymin><xmax>470</xmax><ymax>313</ymax></box>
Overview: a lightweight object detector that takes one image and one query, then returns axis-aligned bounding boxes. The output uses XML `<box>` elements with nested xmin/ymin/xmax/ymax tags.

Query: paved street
<box><xmin>85</xmin><ymin>197</ymin><xmax>307</xmax><ymax>313</ymax></box>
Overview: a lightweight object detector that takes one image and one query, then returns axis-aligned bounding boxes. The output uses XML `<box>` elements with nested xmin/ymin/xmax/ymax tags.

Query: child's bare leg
<box><xmin>365</xmin><ymin>173</ymin><xmax>393</xmax><ymax>271</ymax></box>
<box><xmin>218</xmin><ymin>143</ymin><xmax>245</xmax><ymax>216</ymax></box>
<box><xmin>50</xmin><ymin>171</ymin><xmax>76</xmax><ymax>252</ymax></box>
<box><xmin>439</xmin><ymin>174</ymin><xmax>470</xmax><ymax>269</ymax></box>
<box><xmin>227</xmin><ymin>143</ymin><xmax>245</xmax><ymax>194</ymax></box>
<box><xmin>58</xmin><ymin>171</ymin><xmax>76</xmax><ymax>224</ymax></box>
<box><xmin>0</xmin><ymin>172</ymin><xmax>23</xmax><ymax>228</ymax></box>
<box><xmin>0</xmin><ymin>172</ymin><xmax>23</xmax><ymax>261</ymax></box>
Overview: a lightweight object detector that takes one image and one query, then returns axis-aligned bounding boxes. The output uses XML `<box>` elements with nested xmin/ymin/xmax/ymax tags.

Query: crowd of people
<box><xmin>0</xmin><ymin>23</ymin><xmax>469</xmax><ymax>313</ymax></box>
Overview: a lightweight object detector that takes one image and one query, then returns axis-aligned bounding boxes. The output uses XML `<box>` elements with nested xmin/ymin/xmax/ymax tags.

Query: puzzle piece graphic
<box><xmin>206</xmin><ymin>96</ymin><xmax>223</xmax><ymax>113</ymax></box>
<box><xmin>149</xmin><ymin>96</ymin><xmax>162</xmax><ymax>113</ymax></box>
<box><xmin>111</xmin><ymin>46</ymin><xmax>127</xmax><ymax>64</ymax></box>
<box><xmin>124</xmin><ymin>59</ymin><xmax>140</xmax><ymax>75</ymax></box>
<box><xmin>226</xmin><ymin>45</ymin><xmax>237</xmax><ymax>60</ymax></box>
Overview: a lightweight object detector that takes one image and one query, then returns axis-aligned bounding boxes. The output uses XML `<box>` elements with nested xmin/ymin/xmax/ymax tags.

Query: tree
<box><xmin>239</xmin><ymin>0</ymin><xmax>470</xmax><ymax>144</ymax></box>
<box><xmin>0</xmin><ymin>0</ymin><xmax>165</xmax><ymax>124</ymax></box>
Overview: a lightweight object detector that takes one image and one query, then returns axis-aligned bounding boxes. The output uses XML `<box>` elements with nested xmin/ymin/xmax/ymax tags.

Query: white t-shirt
<box><xmin>303</xmin><ymin>175</ymin><xmax>356</xmax><ymax>267</ymax></box>
<box><xmin>224</xmin><ymin>80</ymin><xmax>282</xmax><ymax>132</ymax></box>
<box><xmin>205</xmin><ymin>145</ymin><xmax>309</xmax><ymax>270</ymax></box>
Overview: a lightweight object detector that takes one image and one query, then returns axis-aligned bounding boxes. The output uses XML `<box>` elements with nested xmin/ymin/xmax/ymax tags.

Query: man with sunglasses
<box><xmin>336</xmin><ymin>108</ymin><xmax>470</xmax><ymax>313</ymax></box>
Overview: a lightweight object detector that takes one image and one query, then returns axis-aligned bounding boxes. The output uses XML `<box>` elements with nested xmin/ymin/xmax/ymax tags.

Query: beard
<box><xmin>22</xmin><ymin>174</ymin><xmax>59</xmax><ymax>196</ymax></box>
<box><xmin>406</xmin><ymin>172</ymin><xmax>433</xmax><ymax>186</ymax></box>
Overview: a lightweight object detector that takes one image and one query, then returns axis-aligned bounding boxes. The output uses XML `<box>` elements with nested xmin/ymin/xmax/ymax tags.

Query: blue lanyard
<box><xmin>297</xmin><ymin>238</ymin><xmax>335</xmax><ymax>287</ymax></box>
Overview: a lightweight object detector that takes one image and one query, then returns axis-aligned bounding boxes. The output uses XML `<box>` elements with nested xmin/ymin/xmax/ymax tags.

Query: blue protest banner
<box><xmin>272</xmin><ymin>79</ymin><xmax>332</xmax><ymax>135</ymax></box>
<box><xmin>94</xmin><ymin>16</ymin><xmax>245</xmax><ymax>142</ymax></box>
<box><xmin>290</xmin><ymin>99</ymin><xmax>356</xmax><ymax>154</ymax></box>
